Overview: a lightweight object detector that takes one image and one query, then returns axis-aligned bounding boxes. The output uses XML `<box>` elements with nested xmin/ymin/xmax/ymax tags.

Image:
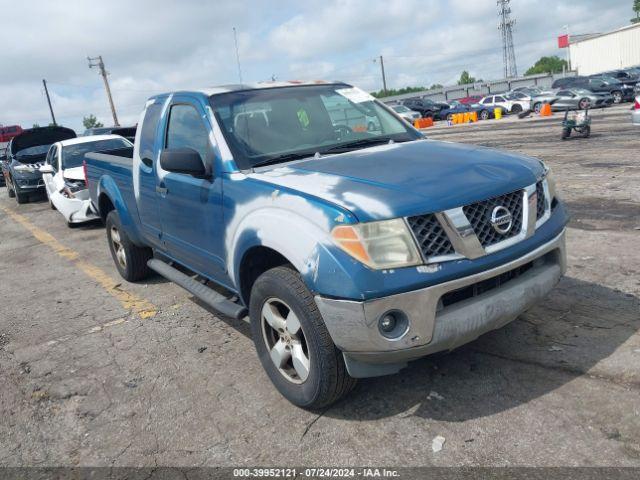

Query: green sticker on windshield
<box><xmin>297</xmin><ymin>108</ymin><xmax>310</xmax><ymax>128</ymax></box>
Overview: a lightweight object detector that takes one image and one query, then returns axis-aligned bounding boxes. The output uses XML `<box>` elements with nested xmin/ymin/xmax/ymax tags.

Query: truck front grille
<box><xmin>535</xmin><ymin>181</ymin><xmax>545</xmax><ymax>220</ymax></box>
<box><xmin>407</xmin><ymin>214</ymin><xmax>455</xmax><ymax>258</ymax></box>
<box><xmin>462</xmin><ymin>189</ymin><xmax>523</xmax><ymax>247</ymax></box>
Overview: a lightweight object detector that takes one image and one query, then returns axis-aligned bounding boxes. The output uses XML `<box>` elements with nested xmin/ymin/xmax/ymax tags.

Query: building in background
<box><xmin>569</xmin><ymin>23</ymin><xmax>640</xmax><ymax>75</ymax></box>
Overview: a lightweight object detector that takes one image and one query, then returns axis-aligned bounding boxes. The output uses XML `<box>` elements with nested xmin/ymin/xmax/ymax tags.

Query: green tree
<box><xmin>633</xmin><ymin>0</ymin><xmax>640</xmax><ymax>23</ymax></box>
<box><xmin>82</xmin><ymin>114</ymin><xmax>103</xmax><ymax>129</ymax></box>
<box><xmin>457</xmin><ymin>71</ymin><xmax>480</xmax><ymax>85</ymax></box>
<box><xmin>525</xmin><ymin>55</ymin><xmax>568</xmax><ymax>75</ymax></box>
<box><xmin>371</xmin><ymin>84</ymin><xmax>445</xmax><ymax>99</ymax></box>
<box><xmin>32</xmin><ymin>123</ymin><xmax>40</xmax><ymax>128</ymax></box>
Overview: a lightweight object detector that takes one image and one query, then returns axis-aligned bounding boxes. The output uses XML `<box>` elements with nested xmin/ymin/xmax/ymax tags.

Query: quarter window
<box><xmin>139</xmin><ymin>102</ymin><xmax>163</xmax><ymax>163</ymax></box>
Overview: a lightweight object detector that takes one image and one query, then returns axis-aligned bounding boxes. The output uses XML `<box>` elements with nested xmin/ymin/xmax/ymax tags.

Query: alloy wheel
<box><xmin>261</xmin><ymin>298</ymin><xmax>310</xmax><ymax>384</ymax></box>
<box><xmin>110</xmin><ymin>226</ymin><xmax>127</xmax><ymax>269</ymax></box>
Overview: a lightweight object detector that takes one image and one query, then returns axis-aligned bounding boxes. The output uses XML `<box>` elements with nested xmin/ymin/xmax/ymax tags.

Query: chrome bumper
<box><xmin>315</xmin><ymin>230</ymin><xmax>566</xmax><ymax>378</ymax></box>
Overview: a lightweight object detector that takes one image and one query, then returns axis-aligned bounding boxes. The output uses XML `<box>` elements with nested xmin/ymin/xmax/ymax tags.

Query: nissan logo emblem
<box><xmin>490</xmin><ymin>206</ymin><xmax>513</xmax><ymax>234</ymax></box>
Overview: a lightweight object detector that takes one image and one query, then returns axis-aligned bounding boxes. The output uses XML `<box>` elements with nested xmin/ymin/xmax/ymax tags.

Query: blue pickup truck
<box><xmin>85</xmin><ymin>81</ymin><xmax>568</xmax><ymax>409</ymax></box>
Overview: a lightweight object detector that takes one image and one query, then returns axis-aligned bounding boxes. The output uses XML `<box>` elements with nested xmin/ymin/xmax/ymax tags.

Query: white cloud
<box><xmin>0</xmin><ymin>0</ymin><xmax>633</xmax><ymax>131</ymax></box>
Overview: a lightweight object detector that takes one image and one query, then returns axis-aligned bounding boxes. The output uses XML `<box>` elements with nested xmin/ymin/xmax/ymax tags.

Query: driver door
<box><xmin>156</xmin><ymin>96</ymin><xmax>227</xmax><ymax>283</ymax></box>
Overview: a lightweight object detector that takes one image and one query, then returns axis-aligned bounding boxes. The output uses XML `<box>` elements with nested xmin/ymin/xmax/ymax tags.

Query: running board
<box><xmin>147</xmin><ymin>259</ymin><xmax>247</xmax><ymax>320</ymax></box>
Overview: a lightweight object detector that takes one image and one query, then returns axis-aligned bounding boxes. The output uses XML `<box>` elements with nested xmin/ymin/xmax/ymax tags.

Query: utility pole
<box><xmin>42</xmin><ymin>79</ymin><xmax>57</xmax><ymax>126</ymax></box>
<box><xmin>497</xmin><ymin>0</ymin><xmax>517</xmax><ymax>78</ymax></box>
<box><xmin>373</xmin><ymin>55</ymin><xmax>388</xmax><ymax>95</ymax></box>
<box><xmin>88</xmin><ymin>55</ymin><xmax>120</xmax><ymax>126</ymax></box>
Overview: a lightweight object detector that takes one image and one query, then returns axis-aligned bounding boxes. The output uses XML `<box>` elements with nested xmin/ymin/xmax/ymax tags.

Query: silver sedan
<box><xmin>532</xmin><ymin>89</ymin><xmax>613</xmax><ymax>112</ymax></box>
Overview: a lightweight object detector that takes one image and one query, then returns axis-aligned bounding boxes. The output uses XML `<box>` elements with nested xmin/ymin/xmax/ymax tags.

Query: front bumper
<box><xmin>51</xmin><ymin>189</ymin><xmax>99</xmax><ymax>223</ymax></box>
<box><xmin>315</xmin><ymin>229</ymin><xmax>566</xmax><ymax>378</ymax></box>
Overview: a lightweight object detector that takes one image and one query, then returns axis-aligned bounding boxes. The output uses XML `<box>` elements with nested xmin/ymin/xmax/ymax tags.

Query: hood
<box><xmin>62</xmin><ymin>166</ymin><xmax>85</xmax><ymax>181</ymax></box>
<box><xmin>11</xmin><ymin>126</ymin><xmax>76</xmax><ymax>155</ymax></box>
<box><xmin>250</xmin><ymin>140</ymin><xmax>544</xmax><ymax>222</ymax></box>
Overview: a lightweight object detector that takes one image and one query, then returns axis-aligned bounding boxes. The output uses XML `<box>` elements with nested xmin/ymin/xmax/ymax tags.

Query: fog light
<box><xmin>380</xmin><ymin>314</ymin><xmax>396</xmax><ymax>333</ymax></box>
<box><xmin>378</xmin><ymin>310</ymin><xmax>409</xmax><ymax>339</ymax></box>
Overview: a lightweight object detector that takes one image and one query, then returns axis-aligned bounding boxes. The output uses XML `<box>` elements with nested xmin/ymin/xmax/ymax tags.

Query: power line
<box><xmin>88</xmin><ymin>55</ymin><xmax>120</xmax><ymax>126</ymax></box>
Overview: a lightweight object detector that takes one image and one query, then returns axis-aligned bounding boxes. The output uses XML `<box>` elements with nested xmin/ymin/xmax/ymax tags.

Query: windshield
<box><xmin>61</xmin><ymin>138</ymin><xmax>131</xmax><ymax>169</ymax></box>
<box><xmin>15</xmin><ymin>145</ymin><xmax>50</xmax><ymax>162</ymax></box>
<box><xmin>210</xmin><ymin>84</ymin><xmax>421</xmax><ymax>169</ymax></box>
<box><xmin>391</xmin><ymin>105</ymin><xmax>409</xmax><ymax>113</ymax></box>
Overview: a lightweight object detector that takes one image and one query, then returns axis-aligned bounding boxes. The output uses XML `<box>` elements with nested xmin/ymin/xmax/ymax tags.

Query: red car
<box><xmin>457</xmin><ymin>95</ymin><xmax>483</xmax><ymax>105</ymax></box>
<box><xmin>0</xmin><ymin>125</ymin><xmax>23</xmax><ymax>142</ymax></box>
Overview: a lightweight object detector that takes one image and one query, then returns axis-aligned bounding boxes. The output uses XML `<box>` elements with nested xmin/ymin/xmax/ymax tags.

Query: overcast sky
<box><xmin>0</xmin><ymin>0</ymin><xmax>633</xmax><ymax>132</ymax></box>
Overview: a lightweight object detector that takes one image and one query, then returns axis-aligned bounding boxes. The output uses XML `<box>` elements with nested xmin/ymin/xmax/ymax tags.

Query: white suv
<box><xmin>479</xmin><ymin>94</ymin><xmax>530</xmax><ymax>114</ymax></box>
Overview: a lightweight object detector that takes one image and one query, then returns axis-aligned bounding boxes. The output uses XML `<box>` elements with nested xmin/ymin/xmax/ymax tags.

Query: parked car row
<box><xmin>0</xmin><ymin>125</ymin><xmax>135</xmax><ymax>227</ymax></box>
<box><xmin>1</xmin><ymin>81</ymin><xmax>569</xmax><ymax>409</ymax></box>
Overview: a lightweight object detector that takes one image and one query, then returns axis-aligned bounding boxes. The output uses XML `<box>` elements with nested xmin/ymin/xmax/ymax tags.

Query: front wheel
<box><xmin>479</xmin><ymin>110</ymin><xmax>490</xmax><ymax>120</ymax></box>
<box><xmin>579</xmin><ymin>98</ymin><xmax>591</xmax><ymax>110</ymax></box>
<box><xmin>534</xmin><ymin>103</ymin><xmax>542</xmax><ymax>114</ymax></box>
<box><xmin>511</xmin><ymin>104</ymin><xmax>522</xmax><ymax>113</ymax></box>
<box><xmin>582</xmin><ymin>125</ymin><xmax>591</xmax><ymax>138</ymax></box>
<box><xmin>105</xmin><ymin>210</ymin><xmax>152</xmax><ymax>281</ymax></box>
<box><xmin>611</xmin><ymin>91</ymin><xmax>623</xmax><ymax>104</ymax></box>
<box><xmin>7</xmin><ymin>180</ymin><xmax>15</xmax><ymax>198</ymax></box>
<box><xmin>249</xmin><ymin>266</ymin><xmax>356</xmax><ymax>409</ymax></box>
<box><xmin>562</xmin><ymin>128</ymin><xmax>571</xmax><ymax>140</ymax></box>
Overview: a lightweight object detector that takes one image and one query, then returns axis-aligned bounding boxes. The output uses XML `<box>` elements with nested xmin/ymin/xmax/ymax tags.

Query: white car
<box><xmin>389</xmin><ymin>104</ymin><xmax>421</xmax><ymax>123</ymax></box>
<box><xmin>479</xmin><ymin>94</ymin><xmax>531</xmax><ymax>114</ymax></box>
<box><xmin>39</xmin><ymin>135</ymin><xmax>132</xmax><ymax>226</ymax></box>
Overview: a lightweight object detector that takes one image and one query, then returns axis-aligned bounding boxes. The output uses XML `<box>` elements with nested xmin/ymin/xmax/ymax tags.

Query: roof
<box><xmin>570</xmin><ymin>22</ymin><xmax>640</xmax><ymax>45</ymax></box>
<box><xmin>58</xmin><ymin>134</ymin><xmax>127</xmax><ymax>147</ymax></box>
<box><xmin>153</xmin><ymin>80</ymin><xmax>349</xmax><ymax>98</ymax></box>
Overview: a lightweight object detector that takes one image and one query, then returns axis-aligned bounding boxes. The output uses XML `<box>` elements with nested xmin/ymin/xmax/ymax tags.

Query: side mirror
<box><xmin>39</xmin><ymin>164</ymin><xmax>54</xmax><ymax>174</ymax></box>
<box><xmin>160</xmin><ymin>148</ymin><xmax>206</xmax><ymax>177</ymax></box>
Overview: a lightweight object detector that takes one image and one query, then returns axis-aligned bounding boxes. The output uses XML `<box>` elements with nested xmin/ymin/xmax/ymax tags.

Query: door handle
<box><xmin>156</xmin><ymin>184</ymin><xmax>168</xmax><ymax>195</ymax></box>
<box><xmin>142</xmin><ymin>157</ymin><xmax>153</xmax><ymax>168</ymax></box>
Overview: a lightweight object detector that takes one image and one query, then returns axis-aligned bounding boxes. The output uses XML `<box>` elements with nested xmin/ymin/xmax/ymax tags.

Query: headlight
<box><xmin>331</xmin><ymin>218</ymin><xmax>422</xmax><ymax>269</ymax></box>
<box><xmin>14</xmin><ymin>165</ymin><xmax>36</xmax><ymax>173</ymax></box>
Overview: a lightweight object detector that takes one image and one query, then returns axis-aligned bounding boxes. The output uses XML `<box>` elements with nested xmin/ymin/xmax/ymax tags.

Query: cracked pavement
<box><xmin>0</xmin><ymin>104</ymin><xmax>639</xmax><ymax>466</ymax></box>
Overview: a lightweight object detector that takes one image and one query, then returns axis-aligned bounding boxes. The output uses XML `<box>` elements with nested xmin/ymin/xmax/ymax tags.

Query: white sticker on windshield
<box><xmin>336</xmin><ymin>87</ymin><xmax>375</xmax><ymax>103</ymax></box>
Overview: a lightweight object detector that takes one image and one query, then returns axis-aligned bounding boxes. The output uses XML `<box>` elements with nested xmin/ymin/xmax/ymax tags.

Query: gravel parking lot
<box><xmin>1</xmin><ymin>105</ymin><xmax>638</xmax><ymax>467</ymax></box>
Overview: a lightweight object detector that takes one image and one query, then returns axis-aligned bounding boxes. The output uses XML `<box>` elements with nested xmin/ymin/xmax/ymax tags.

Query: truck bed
<box><xmin>84</xmin><ymin>147</ymin><xmax>139</xmax><ymax>227</ymax></box>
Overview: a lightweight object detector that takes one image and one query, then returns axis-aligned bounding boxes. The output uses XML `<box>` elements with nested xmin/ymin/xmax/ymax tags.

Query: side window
<box><xmin>139</xmin><ymin>102</ymin><xmax>163</xmax><ymax>164</ymax></box>
<box><xmin>495</xmin><ymin>96</ymin><xmax>506</xmax><ymax>103</ymax></box>
<box><xmin>165</xmin><ymin>104</ymin><xmax>211</xmax><ymax>166</ymax></box>
<box><xmin>481</xmin><ymin>97</ymin><xmax>491</xmax><ymax>104</ymax></box>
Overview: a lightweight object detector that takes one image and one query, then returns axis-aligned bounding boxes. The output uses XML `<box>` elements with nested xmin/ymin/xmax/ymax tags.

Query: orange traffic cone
<box><xmin>540</xmin><ymin>103</ymin><xmax>552</xmax><ymax>117</ymax></box>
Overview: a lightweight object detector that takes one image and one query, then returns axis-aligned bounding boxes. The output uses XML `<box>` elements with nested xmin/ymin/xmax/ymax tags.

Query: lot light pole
<box><xmin>88</xmin><ymin>55</ymin><xmax>120</xmax><ymax>126</ymax></box>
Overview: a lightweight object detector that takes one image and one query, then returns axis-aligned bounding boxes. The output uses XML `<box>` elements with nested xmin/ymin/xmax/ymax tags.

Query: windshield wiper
<box><xmin>320</xmin><ymin>136</ymin><xmax>412</xmax><ymax>154</ymax></box>
<box><xmin>251</xmin><ymin>150</ymin><xmax>319</xmax><ymax>169</ymax></box>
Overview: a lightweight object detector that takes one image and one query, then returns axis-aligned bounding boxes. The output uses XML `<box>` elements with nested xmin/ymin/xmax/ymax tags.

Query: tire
<box><xmin>249</xmin><ymin>266</ymin><xmax>356</xmax><ymax>409</ymax></box>
<box><xmin>511</xmin><ymin>104</ymin><xmax>522</xmax><ymax>114</ymax></box>
<box><xmin>579</xmin><ymin>98</ymin><xmax>590</xmax><ymax>110</ymax></box>
<box><xmin>611</xmin><ymin>91</ymin><xmax>623</xmax><ymax>104</ymax></box>
<box><xmin>7</xmin><ymin>181</ymin><xmax>15</xmax><ymax>198</ymax></box>
<box><xmin>533</xmin><ymin>103</ymin><xmax>542</xmax><ymax>114</ymax></box>
<box><xmin>480</xmin><ymin>110</ymin><xmax>490</xmax><ymax>120</ymax></box>
<box><xmin>105</xmin><ymin>210</ymin><xmax>152</xmax><ymax>282</ymax></box>
<box><xmin>15</xmin><ymin>190</ymin><xmax>29</xmax><ymax>204</ymax></box>
<box><xmin>562</xmin><ymin>128</ymin><xmax>571</xmax><ymax>140</ymax></box>
<box><xmin>582</xmin><ymin>125</ymin><xmax>591</xmax><ymax>138</ymax></box>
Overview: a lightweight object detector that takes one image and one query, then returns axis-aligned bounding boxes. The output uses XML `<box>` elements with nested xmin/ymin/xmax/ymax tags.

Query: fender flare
<box><xmin>96</xmin><ymin>175</ymin><xmax>144</xmax><ymax>245</ymax></box>
<box><xmin>229</xmin><ymin>207</ymin><xmax>359</xmax><ymax>297</ymax></box>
